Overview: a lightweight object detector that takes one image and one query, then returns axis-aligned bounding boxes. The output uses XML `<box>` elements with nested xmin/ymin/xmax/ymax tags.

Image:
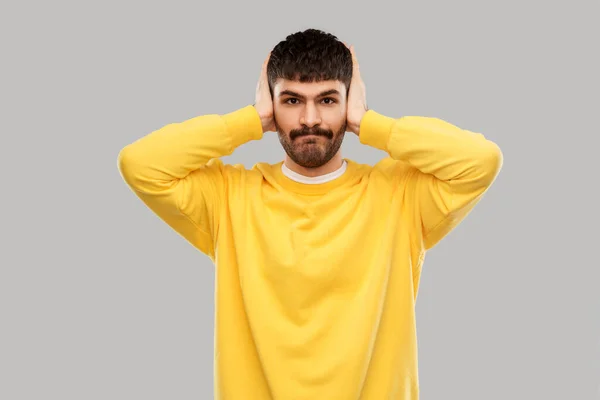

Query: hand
<box><xmin>344</xmin><ymin>44</ymin><xmax>368</xmax><ymax>136</ymax></box>
<box><xmin>253</xmin><ymin>52</ymin><xmax>276</xmax><ymax>133</ymax></box>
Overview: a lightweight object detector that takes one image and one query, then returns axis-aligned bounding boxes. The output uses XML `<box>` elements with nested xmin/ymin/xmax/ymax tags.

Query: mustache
<box><xmin>289</xmin><ymin>127</ymin><xmax>333</xmax><ymax>140</ymax></box>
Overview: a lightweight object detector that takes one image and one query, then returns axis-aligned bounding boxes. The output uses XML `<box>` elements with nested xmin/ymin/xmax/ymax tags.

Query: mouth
<box><xmin>297</xmin><ymin>134</ymin><xmax>324</xmax><ymax>140</ymax></box>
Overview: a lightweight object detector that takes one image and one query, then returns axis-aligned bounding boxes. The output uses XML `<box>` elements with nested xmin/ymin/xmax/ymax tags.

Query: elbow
<box><xmin>117</xmin><ymin>145</ymin><xmax>130</xmax><ymax>177</ymax></box>
<box><xmin>117</xmin><ymin>143</ymin><xmax>174</xmax><ymax>194</ymax></box>
<box><xmin>117</xmin><ymin>144</ymin><xmax>140</xmax><ymax>188</ymax></box>
<box><xmin>479</xmin><ymin>141</ymin><xmax>503</xmax><ymax>186</ymax></box>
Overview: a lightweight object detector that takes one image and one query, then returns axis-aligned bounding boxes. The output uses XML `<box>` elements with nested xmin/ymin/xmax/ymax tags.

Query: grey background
<box><xmin>1</xmin><ymin>0</ymin><xmax>598</xmax><ymax>399</ymax></box>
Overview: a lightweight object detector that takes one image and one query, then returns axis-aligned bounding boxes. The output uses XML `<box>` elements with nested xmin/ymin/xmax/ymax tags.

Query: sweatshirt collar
<box><xmin>268</xmin><ymin>158</ymin><xmax>360</xmax><ymax>195</ymax></box>
<box><xmin>281</xmin><ymin>160</ymin><xmax>348</xmax><ymax>184</ymax></box>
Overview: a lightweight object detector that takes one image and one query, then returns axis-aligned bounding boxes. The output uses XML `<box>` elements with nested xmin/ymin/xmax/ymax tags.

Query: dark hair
<box><xmin>267</xmin><ymin>28</ymin><xmax>353</xmax><ymax>98</ymax></box>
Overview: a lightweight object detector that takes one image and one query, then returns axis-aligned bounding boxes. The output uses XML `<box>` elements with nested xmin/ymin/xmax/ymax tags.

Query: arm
<box><xmin>358</xmin><ymin>110</ymin><xmax>503</xmax><ymax>250</ymax></box>
<box><xmin>117</xmin><ymin>104</ymin><xmax>264</xmax><ymax>259</ymax></box>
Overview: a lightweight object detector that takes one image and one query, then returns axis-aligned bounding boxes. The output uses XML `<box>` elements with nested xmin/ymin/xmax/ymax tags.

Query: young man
<box><xmin>118</xmin><ymin>29</ymin><xmax>503</xmax><ymax>399</ymax></box>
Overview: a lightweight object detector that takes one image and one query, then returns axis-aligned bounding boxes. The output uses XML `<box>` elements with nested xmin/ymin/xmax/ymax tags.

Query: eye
<box><xmin>284</xmin><ymin>98</ymin><xmax>337</xmax><ymax>105</ymax></box>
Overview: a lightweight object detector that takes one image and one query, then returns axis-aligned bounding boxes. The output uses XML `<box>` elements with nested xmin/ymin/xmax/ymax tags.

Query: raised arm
<box><xmin>117</xmin><ymin>105</ymin><xmax>264</xmax><ymax>259</ymax></box>
<box><xmin>358</xmin><ymin>111</ymin><xmax>503</xmax><ymax>250</ymax></box>
<box><xmin>117</xmin><ymin>53</ymin><xmax>273</xmax><ymax>260</ymax></box>
<box><xmin>342</xmin><ymin>44</ymin><xmax>502</xmax><ymax>250</ymax></box>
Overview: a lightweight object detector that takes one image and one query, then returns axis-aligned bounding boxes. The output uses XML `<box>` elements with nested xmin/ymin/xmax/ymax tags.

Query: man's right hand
<box><xmin>253</xmin><ymin>52</ymin><xmax>276</xmax><ymax>133</ymax></box>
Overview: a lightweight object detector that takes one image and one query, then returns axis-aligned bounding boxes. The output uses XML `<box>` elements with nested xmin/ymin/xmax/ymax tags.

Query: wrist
<box><xmin>348</xmin><ymin>111</ymin><xmax>366</xmax><ymax>136</ymax></box>
<box><xmin>349</xmin><ymin>123</ymin><xmax>361</xmax><ymax>136</ymax></box>
<box><xmin>252</xmin><ymin>104</ymin><xmax>273</xmax><ymax>133</ymax></box>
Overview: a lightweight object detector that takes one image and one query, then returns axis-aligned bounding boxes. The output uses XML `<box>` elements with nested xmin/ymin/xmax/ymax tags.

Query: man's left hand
<box><xmin>345</xmin><ymin>43</ymin><xmax>368</xmax><ymax>136</ymax></box>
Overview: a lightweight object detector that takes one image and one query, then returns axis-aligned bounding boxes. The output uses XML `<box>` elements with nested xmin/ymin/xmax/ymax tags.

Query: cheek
<box><xmin>325</xmin><ymin>112</ymin><xmax>347</xmax><ymax>129</ymax></box>
<box><xmin>321</xmin><ymin>106</ymin><xmax>346</xmax><ymax>122</ymax></box>
<box><xmin>274</xmin><ymin>108</ymin><xmax>296</xmax><ymax>129</ymax></box>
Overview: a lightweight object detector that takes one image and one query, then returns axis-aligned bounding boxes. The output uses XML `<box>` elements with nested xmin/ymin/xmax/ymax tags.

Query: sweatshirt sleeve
<box><xmin>117</xmin><ymin>104</ymin><xmax>264</xmax><ymax>260</ymax></box>
<box><xmin>358</xmin><ymin>109</ymin><xmax>503</xmax><ymax>250</ymax></box>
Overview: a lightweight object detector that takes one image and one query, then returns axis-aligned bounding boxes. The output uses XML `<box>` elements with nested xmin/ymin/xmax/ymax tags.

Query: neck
<box><xmin>283</xmin><ymin>153</ymin><xmax>344</xmax><ymax>177</ymax></box>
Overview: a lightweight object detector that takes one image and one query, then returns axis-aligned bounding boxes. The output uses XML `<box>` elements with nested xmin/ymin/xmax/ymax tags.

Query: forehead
<box><xmin>273</xmin><ymin>79</ymin><xmax>345</xmax><ymax>98</ymax></box>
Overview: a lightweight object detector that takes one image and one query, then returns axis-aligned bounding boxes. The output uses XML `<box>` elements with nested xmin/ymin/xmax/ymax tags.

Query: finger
<box><xmin>349</xmin><ymin>46</ymin><xmax>360</xmax><ymax>73</ymax></box>
<box><xmin>260</xmin><ymin>52</ymin><xmax>271</xmax><ymax>84</ymax></box>
<box><xmin>262</xmin><ymin>52</ymin><xmax>271</xmax><ymax>71</ymax></box>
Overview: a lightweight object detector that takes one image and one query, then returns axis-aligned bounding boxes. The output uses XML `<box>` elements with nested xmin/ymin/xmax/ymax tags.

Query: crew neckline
<box><xmin>271</xmin><ymin>158</ymin><xmax>358</xmax><ymax>195</ymax></box>
<box><xmin>282</xmin><ymin>160</ymin><xmax>347</xmax><ymax>184</ymax></box>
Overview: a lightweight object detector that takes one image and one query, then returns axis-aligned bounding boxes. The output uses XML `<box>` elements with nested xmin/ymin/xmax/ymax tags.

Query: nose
<box><xmin>299</xmin><ymin>102</ymin><xmax>322</xmax><ymax>127</ymax></box>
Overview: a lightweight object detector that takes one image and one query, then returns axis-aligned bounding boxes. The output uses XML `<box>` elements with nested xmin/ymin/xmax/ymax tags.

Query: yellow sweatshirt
<box><xmin>117</xmin><ymin>104</ymin><xmax>502</xmax><ymax>399</ymax></box>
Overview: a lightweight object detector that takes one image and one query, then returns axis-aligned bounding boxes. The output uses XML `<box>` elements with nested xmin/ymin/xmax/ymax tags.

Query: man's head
<box><xmin>267</xmin><ymin>29</ymin><xmax>353</xmax><ymax>170</ymax></box>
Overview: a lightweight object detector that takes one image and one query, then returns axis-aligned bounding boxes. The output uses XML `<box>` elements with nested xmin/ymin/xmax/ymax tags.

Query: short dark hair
<box><xmin>267</xmin><ymin>28</ymin><xmax>352</xmax><ymax>98</ymax></box>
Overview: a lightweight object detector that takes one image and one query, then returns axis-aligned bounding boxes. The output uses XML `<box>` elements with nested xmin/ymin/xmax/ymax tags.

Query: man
<box><xmin>118</xmin><ymin>29</ymin><xmax>503</xmax><ymax>399</ymax></box>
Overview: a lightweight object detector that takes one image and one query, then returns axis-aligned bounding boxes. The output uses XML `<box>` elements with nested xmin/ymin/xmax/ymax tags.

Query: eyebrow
<box><xmin>278</xmin><ymin>89</ymin><xmax>341</xmax><ymax>99</ymax></box>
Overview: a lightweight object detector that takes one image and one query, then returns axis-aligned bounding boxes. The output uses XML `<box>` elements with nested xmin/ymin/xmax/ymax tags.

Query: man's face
<box><xmin>273</xmin><ymin>79</ymin><xmax>347</xmax><ymax>169</ymax></box>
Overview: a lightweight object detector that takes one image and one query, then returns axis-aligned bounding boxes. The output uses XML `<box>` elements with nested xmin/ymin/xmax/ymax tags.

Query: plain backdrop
<box><xmin>1</xmin><ymin>0</ymin><xmax>599</xmax><ymax>399</ymax></box>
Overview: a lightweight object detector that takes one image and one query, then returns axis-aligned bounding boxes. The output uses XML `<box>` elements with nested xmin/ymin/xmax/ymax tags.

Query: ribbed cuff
<box><xmin>221</xmin><ymin>104</ymin><xmax>264</xmax><ymax>148</ymax></box>
<box><xmin>358</xmin><ymin>109</ymin><xmax>396</xmax><ymax>152</ymax></box>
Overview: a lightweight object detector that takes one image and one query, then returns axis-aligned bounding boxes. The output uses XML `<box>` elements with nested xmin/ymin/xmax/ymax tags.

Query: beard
<box><xmin>275</xmin><ymin>120</ymin><xmax>347</xmax><ymax>169</ymax></box>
